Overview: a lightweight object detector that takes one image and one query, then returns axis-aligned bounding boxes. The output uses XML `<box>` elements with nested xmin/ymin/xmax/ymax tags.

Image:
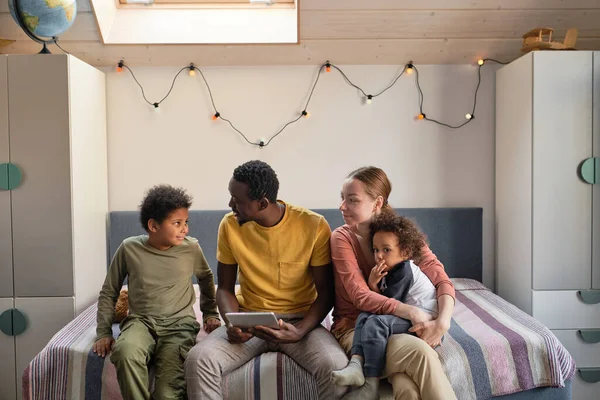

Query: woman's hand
<box><xmin>368</xmin><ymin>260</ymin><xmax>387</xmax><ymax>292</ymax></box>
<box><xmin>409</xmin><ymin>307</ymin><xmax>434</xmax><ymax>326</ymax></box>
<box><xmin>409</xmin><ymin>317</ymin><xmax>450</xmax><ymax>348</ymax></box>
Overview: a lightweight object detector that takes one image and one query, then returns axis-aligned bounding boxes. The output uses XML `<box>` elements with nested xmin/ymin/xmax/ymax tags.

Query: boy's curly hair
<box><xmin>233</xmin><ymin>160</ymin><xmax>279</xmax><ymax>203</ymax></box>
<box><xmin>369</xmin><ymin>210</ymin><xmax>427</xmax><ymax>260</ymax></box>
<box><xmin>139</xmin><ymin>185</ymin><xmax>193</xmax><ymax>232</ymax></box>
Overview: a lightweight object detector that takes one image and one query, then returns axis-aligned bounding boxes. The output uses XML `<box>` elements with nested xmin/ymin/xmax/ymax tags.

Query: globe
<box><xmin>9</xmin><ymin>0</ymin><xmax>77</xmax><ymax>40</ymax></box>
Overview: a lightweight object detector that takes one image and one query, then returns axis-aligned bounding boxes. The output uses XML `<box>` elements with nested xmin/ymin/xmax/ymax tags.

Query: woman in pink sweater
<box><xmin>331</xmin><ymin>166</ymin><xmax>456</xmax><ymax>400</ymax></box>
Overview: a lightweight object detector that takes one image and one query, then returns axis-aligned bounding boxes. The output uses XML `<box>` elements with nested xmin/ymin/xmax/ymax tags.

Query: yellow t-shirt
<box><xmin>217</xmin><ymin>201</ymin><xmax>331</xmax><ymax>314</ymax></box>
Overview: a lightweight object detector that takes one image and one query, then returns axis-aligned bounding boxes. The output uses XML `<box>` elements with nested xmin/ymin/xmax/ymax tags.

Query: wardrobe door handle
<box><xmin>0</xmin><ymin>162</ymin><xmax>22</xmax><ymax>190</ymax></box>
<box><xmin>580</xmin><ymin>157</ymin><xmax>599</xmax><ymax>184</ymax></box>
<box><xmin>0</xmin><ymin>309</ymin><xmax>27</xmax><ymax>336</ymax></box>
<box><xmin>12</xmin><ymin>309</ymin><xmax>27</xmax><ymax>336</ymax></box>
<box><xmin>0</xmin><ymin>309</ymin><xmax>12</xmax><ymax>335</ymax></box>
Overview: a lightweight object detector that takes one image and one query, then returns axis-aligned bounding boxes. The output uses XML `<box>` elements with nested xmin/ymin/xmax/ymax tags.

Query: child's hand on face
<box><xmin>204</xmin><ymin>317</ymin><xmax>222</xmax><ymax>333</ymax></box>
<box><xmin>92</xmin><ymin>337</ymin><xmax>115</xmax><ymax>358</ymax></box>
<box><xmin>368</xmin><ymin>259</ymin><xmax>388</xmax><ymax>292</ymax></box>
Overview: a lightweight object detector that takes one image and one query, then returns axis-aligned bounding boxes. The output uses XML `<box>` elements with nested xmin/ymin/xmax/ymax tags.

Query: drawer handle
<box><xmin>579</xmin><ymin>330</ymin><xmax>600</xmax><ymax>343</ymax></box>
<box><xmin>578</xmin><ymin>290</ymin><xmax>600</xmax><ymax>304</ymax></box>
<box><xmin>579</xmin><ymin>368</ymin><xmax>600</xmax><ymax>383</ymax></box>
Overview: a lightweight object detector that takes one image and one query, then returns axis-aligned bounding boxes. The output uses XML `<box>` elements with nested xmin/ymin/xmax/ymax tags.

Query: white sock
<box><xmin>331</xmin><ymin>355</ymin><xmax>365</xmax><ymax>387</ymax></box>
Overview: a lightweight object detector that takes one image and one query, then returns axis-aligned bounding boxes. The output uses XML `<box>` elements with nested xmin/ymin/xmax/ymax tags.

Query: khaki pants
<box><xmin>110</xmin><ymin>315</ymin><xmax>200</xmax><ymax>400</ymax></box>
<box><xmin>335</xmin><ymin>329</ymin><xmax>456</xmax><ymax>400</ymax></box>
<box><xmin>184</xmin><ymin>325</ymin><xmax>349</xmax><ymax>399</ymax></box>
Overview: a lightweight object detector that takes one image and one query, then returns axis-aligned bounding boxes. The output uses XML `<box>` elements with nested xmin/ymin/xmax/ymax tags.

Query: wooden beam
<box><xmin>301</xmin><ymin>0</ymin><xmax>600</xmax><ymax>11</ymax></box>
<box><xmin>301</xmin><ymin>10</ymin><xmax>600</xmax><ymax>39</ymax></box>
<box><xmin>3</xmin><ymin>38</ymin><xmax>600</xmax><ymax>66</ymax></box>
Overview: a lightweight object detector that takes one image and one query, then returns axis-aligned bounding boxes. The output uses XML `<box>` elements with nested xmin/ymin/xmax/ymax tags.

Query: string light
<box><xmin>116</xmin><ymin>57</ymin><xmax>507</xmax><ymax>146</ymax></box>
<box><xmin>189</xmin><ymin>63</ymin><xmax>196</xmax><ymax>77</ymax></box>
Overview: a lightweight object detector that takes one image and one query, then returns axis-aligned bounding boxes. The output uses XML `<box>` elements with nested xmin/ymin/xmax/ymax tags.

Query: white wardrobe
<box><xmin>496</xmin><ymin>51</ymin><xmax>600</xmax><ymax>400</ymax></box>
<box><xmin>0</xmin><ymin>54</ymin><xmax>108</xmax><ymax>400</ymax></box>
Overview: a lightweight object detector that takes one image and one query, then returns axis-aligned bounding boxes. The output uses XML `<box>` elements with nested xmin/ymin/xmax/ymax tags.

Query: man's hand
<box><xmin>251</xmin><ymin>319</ymin><xmax>305</xmax><ymax>344</ymax></box>
<box><xmin>226</xmin><ymin>324</ymin><xmax>254</xmax><ymax>344</ymax></box>
<box><xmin>92</xmin><ymin>337</ymin><xmax>114</xmax><ymax>358</ymax></box>
<box><xmin>368</xmin><ymin>260</ymin><xmax>387</xmax><ymax>292</ymax></box>
<box><xmin>409</xmin><ymin>318</ymin><xmax>450</xmax><ymax>348</ymax></box>
<box><xmin>204</xmin><ymin>317</ymin><xmax>222</xmax><ymax>333</ymax></box>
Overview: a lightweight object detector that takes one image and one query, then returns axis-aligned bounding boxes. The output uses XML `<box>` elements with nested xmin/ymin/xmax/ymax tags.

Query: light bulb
<box><xmin>478</xmin><ymin>59</ymin><xmax>485</xmax><ymax>66</ymax></box>
<box><xmin>117</xmin><ymin>60</ymin><xmax>124</xmax><ymax>73</ymax></box>
<box><xmin>189</xmin><ymin>69</ymin><xmax>196</xmax><ymax>77</ymax></box>
<box><xmin>212</xmin><ymin>112</ymin><xmax>220</xmax><ymax>120</ymax></box>
<box><xmin>466</xmin><ymin>113</ymin><xmax>473</xmax><ymax>120</ymax></box>
<box><xmin>417</xmin><ymin>113</ymin><xmax>425</xmax><ymax>120</ymax></box>
<box><xmin>302</xmin><ymin>110</ymin><xmax>310</xmax><ymax>118</ymax></box>
<box><xmin>366</xmin><ymin>95</ymin><xmax>373</xmax><ymax>105</ymax></box>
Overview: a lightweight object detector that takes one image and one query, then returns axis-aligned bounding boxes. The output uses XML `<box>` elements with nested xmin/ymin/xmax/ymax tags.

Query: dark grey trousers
<box><xmin>351</xmin><ymin>313</ymin><xmax>414</xmax><ymax>377</ymax></box>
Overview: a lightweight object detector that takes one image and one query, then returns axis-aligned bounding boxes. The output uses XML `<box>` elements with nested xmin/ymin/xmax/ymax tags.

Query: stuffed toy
<box><xmin>114</xmin><ymin>289</ymin><xmax>129</xmax><ymax>323</ymax></box>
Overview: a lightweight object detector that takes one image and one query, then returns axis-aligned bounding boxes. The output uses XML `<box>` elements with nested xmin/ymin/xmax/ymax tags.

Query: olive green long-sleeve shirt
<box><xmin>96</xmin><ymin>235</ymin><xmax>218</xmax><ymax>340</ymax></box>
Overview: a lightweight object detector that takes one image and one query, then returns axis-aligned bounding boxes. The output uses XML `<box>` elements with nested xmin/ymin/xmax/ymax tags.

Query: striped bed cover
<box><xmin>22</xmin><ymin>279</ymin><xmax>575</xmax><ymax>400</ymax></box>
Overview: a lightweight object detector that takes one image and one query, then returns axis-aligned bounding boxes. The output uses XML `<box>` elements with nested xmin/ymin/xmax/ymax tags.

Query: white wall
<box><xmin>106</xmin><ymin>64</ymin><xmax>498</xmax><ymax>289</ymax></box>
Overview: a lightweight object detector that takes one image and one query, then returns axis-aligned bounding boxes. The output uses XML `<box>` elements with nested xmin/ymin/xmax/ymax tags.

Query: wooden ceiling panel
<box><xmin>301</xmin><ymin>0</ymin><xmax>600</xmax><ymax>11</ymax></box>
<box><xmin>3</xmin><ymin>38</ymin><xmax>600</xmax><ymax>66</ymax></box>
<box><xmin>1</xmin><ymin>0</ymin><xmax>599</xmax><ymax>65</ymax></box>
<box><xmin>301</xmin><ymin>10</ymin><xmax>600</xmax><ymax>40</ymax></box>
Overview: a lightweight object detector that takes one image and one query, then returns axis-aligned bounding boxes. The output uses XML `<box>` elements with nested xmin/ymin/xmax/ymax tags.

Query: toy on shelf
<box><xmin>521</xmin><ymin>28</ymin><xmax>578</xmax><ymax>53</ymax></box>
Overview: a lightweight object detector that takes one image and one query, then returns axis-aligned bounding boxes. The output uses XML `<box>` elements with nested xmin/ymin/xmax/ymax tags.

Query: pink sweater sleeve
<box><xmin>414</xmin><ymin>243</ymin><xmax>456</xmax><ymax>300</ymax></box>
<box><xmin>331</xmin><ymin>230</ymin><xmax>399</xmax><ymax>315</ymax></box>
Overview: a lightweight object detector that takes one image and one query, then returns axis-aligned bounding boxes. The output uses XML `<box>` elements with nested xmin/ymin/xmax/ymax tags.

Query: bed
<box><xmin>22</xmin><ymin>208</ymin><xmax>575</xmax><ymax>399</ymax></box>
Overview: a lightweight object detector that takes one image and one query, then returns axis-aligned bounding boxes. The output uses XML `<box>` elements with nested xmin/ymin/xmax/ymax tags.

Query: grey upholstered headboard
<box><xmin>108</xmin><ymin>208</ymin><xmax>482</xmax><ymax>283</ymax></box>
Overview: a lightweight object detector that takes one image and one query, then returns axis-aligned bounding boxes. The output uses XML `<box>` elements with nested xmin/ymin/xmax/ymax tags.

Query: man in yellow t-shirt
<box><xmin>185</xmin><ymin>160</ymin><xmax>348</xmax><ymax>399</ymax></box>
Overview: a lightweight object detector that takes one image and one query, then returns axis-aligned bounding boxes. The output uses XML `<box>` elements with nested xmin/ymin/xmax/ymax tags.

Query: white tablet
<box><xmin>225</xmin><ymin>312</ymin><xmax>280</xmax><ymax>329</ymax></box>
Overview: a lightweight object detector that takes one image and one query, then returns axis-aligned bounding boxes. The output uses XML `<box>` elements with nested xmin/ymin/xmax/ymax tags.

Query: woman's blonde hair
<box><xmin>346</xmin><ymin>166</ymin><xmax>392</xmax><ymax>209</ymax></box>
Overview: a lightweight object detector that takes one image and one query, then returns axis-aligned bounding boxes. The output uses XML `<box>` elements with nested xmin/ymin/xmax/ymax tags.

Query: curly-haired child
<box><xmin>332</xmin><ymin>210</ymin><xmax>439</xmax><ymax>400</ymax></box>
<box><xmin>92</xmin><ymin>184</ymin><xmax>221</xmax><ymax>400</ymax></box>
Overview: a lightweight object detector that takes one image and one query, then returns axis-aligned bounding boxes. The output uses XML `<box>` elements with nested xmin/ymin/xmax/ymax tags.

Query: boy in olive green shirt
<box><xmin>93</xmin><ymin>185</ymin><xmax>220</xmax><ymax>400</ymax></box>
